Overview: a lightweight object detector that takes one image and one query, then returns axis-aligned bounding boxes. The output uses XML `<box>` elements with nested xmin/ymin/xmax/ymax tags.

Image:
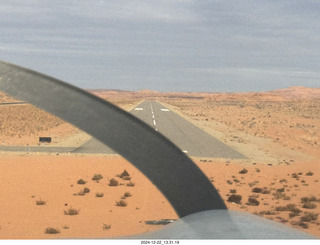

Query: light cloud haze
<box><xmin>0</xmin><ymin>0</ymin><xmax>319</xmax><ymax>92</ymax></box>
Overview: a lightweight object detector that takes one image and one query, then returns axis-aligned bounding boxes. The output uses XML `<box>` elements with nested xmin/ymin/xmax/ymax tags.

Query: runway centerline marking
<box><xmin>150</xmin><ymin>102</ymin><xmax>158</xmax><ymax>131</ymax></box>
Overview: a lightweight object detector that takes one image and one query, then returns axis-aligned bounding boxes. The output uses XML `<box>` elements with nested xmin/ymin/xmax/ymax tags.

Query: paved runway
<box><xmin>74</xmin><ymin>100</ymin><xmax>246</xmax><ymax>158</ymax></box>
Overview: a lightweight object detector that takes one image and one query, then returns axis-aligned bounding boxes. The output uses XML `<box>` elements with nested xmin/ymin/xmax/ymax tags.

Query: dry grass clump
<box><xmin>301</xmin><ymin>196</ymin><xmax>317</xmax><ymax>203</ymax></box>
<box><xmin>275</xmin><ymin>203</ymin><xmax>299</xmax><ymax>212</ymax></box>
<box><xmin>64</xmin><ymin>207</ymin><xmax>80</xmax><ymax>215</ymax></box>
<box><xmin>239</xmin><ymin>168</ymin><xmax>248</xmax><ymax>174</ymax></box>
<box><xmin>36</xmin><ymin>199</ymin><xmax>47</xmax><ymax>205</ymax></box>
<box><xmin>115</xmin><ymin>200</ymin><xmax>127</xmax><ymax>207</ymax></box>
<box><xmin>259</xmin><ymin>210</ymin><xmax>277</xmax><ymax>215</ymax></box>
<box><xmin>123</xmin><ymin>192</ymin><xmax>132</xmax><ymax>198</ymax></box>
<box><xmin>45</xmin><ymin>227</ymin><xmax>60</xmax><ymax>234</ymax></box>
<box><xmin>119</xmin><ymin>170</ymin><xmax>131</xmax><ymax>180</ymax></box>
<box><xmin>77</xmin><ymin>179</ymin><xmax>86</xmax><ymax>185</ymax></box>
<box><xmin>126</xmin><ymin>181</ymin><xmax>135</xmax><ymax>187</ymax></box>
<box><xmin>302</xmin><ymin>202</ymin><xmax>317</xmax><ymax>209</ymax></box>
<box><xmin>119</xmin><ymin>170</ymin><xmax>130</xmax><ymax>178</ymax></box>
<box><xmin>102</xmin><ymin>224</ymin><xmax>111</xmax><ymax>230</ymax></box>
<box><xmin>272</xmin><ymin>191</ymin><xmax>286</xmax><ymax>199</ymax></box>
<box><xmin>227</xmin><ymin>194</ymin><xmax>242</xmax><ymax>204</ymax></box>
<box><xmin>252</xmin><ymin>187</ymin><xmax>263</xmax><ymax>193</ymax></box>
<box><xmin>247</xmin><ymin>197</ymin><xmax>260</xmax><ymax>206</ymax></box>
<box><xmin>109</xmin><ymin>178</ymin><xmax>119</xmax><ymax>186</ymax></box>
<box><xmin>290</xmin><ymin>220</ymin><xmax>309</xmax><ymax>229</ymax></box>
<box><xmin>300</xmin><ymin>212</ymin><xmax>318</xmax><ymax>222</ymax></box>
<box><xmin>76</xmin><ymin>187</ymin><xmax>90</xmax><ymax>196</ymax></box>
<box><xmin>301</xmin><ymin>196</ymin><xmax>318</xmax><ymax>209</ymax></box>
<box><xmin>275</xmin><ymin>204</ymin><xmax>302</xmax><ymax>218</ymax></box>
<box><xmin>92</xmin><ymin>174</ymin><xmax>103</xmax><ymax>181</ymax></box>
<box><xmin>276</xmin><ymin>188</ymin><xmax>285</xmax><ymax>193</ymax></box>
<box><xmin>96</xmin><ymin>192</ymin><xmax>104</xmax><ymax>198</ymax></box>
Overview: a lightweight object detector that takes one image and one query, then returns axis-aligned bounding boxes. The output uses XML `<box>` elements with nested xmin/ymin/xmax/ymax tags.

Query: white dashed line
<box><xmin>150</xmin><ymin>102</ymin><xmax>158</xmax><ymax>131</ymax></box>
<box><xmin>161</xmin><ymin>109</ymin><xmax>170</xmax><ymax>112</ymax></box>
<box><xmin>134</xmin><ymin>108</ymin><xmax>143</xmax><ymax>110</ymax></box>
<box><xmin>182</xmin><ymin>150</ymin><xmax>188</xmax><ymax>153</ymax></box>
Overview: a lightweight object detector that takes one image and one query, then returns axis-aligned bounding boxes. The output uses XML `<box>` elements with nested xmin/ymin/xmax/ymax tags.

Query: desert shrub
<box><xmin>109</xmin><ymin>178</ymin><xmax>119</xmax><ymax>186</ymax></box>
<box><xmin>279</xmin><ymin>179</ymin><xmax>287</xmax><ymax>183</ymax></box>
<box><xmin>252</xmin><ymin>187</ymin><xmax>263</xmax><ymax>193</ymax></box>
<box><xmin>302</xmin><ymin>202</ymin><xmax>317</xmax><ymax>209</ymax></box>
<box><xmin>45</xmin><ymin>227</ymin><xmax>60</xmax><ymax>234</ymax></box>
<box><xmin>300</xmin><ymin>212</ymin><xmax>318</xmax><ymax>222</ymax></box>
<box><xmin>77</xmin><ymin>190</ymin><xmax>86</xmax><ymax>196</ymax></box>
<box><xmin>92</xmin><ymin>174</ymin><xmax>103</xmax><ymax>181</ymax></box>
<box><xmin>115</xmin><ymin>200</ymin><xmax>127</xmax><ymax>207</ymax></box>
<box><xmin>290</xmin><ymin>221</ymin><xmax>308</xmax><ymax>229</ymax></box>
<box><xmin>291</xmin><ymin>173</ymin><xmax>299</xmax><ymax>179</ymax></box>
<box><xmin>62</xmin><ymin>225</ymin><xmax>69</xmax><ymax>229</ymax></box>
<box><xmin>306</xmin><ymin>171</ymin><xmax>314</xmax><ymax>176</ymax></box>
<box><xmin>289</xmin><ymin>212</ymin><xmax>300</xmax><ymax>218</ymax></box>
<box><xmin>96</xmin><ymin>192</ymin><xmax>104</xmax><ymax>198</ymax></box>
<box><xmin>126</xmin><ymin>181</ymin><xmax>135</xmax><ymax>187</ymax></box>
<box><xmin>261</xmin><ymin>189</ymin><xmax>271</xmax><ymax>194</ymax></box>
<box><xmin>247</xmin><ymin>197</ymin><xmax>260</xmax><ymax>206</ymax></box>
<box><xmin>102</xmin><ymin>224</ymin><xmax>111</xmax><ymax>230</ymax></box>
<box><xmin>227</xmin><ymin>180</ymin><xmax>233</xmax><ymax>185</ymax></box>
<box><xmin>301</xmin><ymin>196</ymin><xmax>317</xmax><ymax>203</ymax></box>
<box><xmin>227</xmin><ymin>194</ymin><xmax>242</xmax><ymax>204</ymax></box>
<box><xmin>276</xmin><ymin>204</ymin><xmax>302</xmax><ymax>218</ymax></box>
<box><xmin>239</xmin><ymin>168</ymin><xmax>248</xmax><ymax>174</ymax></box>
<box><xmin>259</xmin><ymin>210</ymin><xmax>276</xmax><ymax>215</ymax></box>
<box><xmin>77</xmin><ymin>179</ymin><xmax>86</xmax><ymax>185</ymax></box>
<box><xmin>233</xmin><ymin>179</ymin><xmax>240</xmax><ymax>183</ymax></box>
<box><xmin>83</xmin><ymin>187</ymin><xmax>90</xmax><ymax>193</ymax></box>
<box><xmin>255</xmin><ymin>168</ymin><xmax>260</xmax><ymax>173</ymax></box>
<box><xmin>120</xmin><ymin>170</ymin><xmax>130</xmax><ymax>178</ymax></box>
<box><xmin>283</xmin><ymin>196</ymin><xmax>291</xmax><ymax>201</ymax></box>
<box><xmin>230</xmin><ymin>189</ymin><xmax>237</xmax><ymax>194</ymax></box>
<box><xmin>272</xmin><ymin>191</ymin><xmax>286</xmax><ymax>199</ymax></box>
<box><xmin>64</xmin><ymin>207</ymin><xmax>79</xmax><ymax>215</ymax></box>
<box><xmin>36</xmin><ymin>199</ymin><xmax>46</xmax><ymax>205</ymax></box>
<box><xmin>124</xmin><ymin>192</ymin><xmax>132</xmax><ymax>197</ymax></box>
<box><xmin>276</xmin><ymin>188</ymin><xmax>285</xmax><ymax>193</ymax></box>
<box><xmin>275</xmin><ymin>206</ymin><xmax>287</xmax><ymax>211</ymax></box>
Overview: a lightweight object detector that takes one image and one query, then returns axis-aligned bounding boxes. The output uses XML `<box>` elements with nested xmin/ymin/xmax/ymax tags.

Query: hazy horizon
<box><xmin>85</xmin><ymin>84</ymin><xmax>319</xmax><ymax>94</ymax></box>
<box><xmin>1</xmin><ymin>1</ymin><xmax>320</xmax><ymax>92</ymax></box>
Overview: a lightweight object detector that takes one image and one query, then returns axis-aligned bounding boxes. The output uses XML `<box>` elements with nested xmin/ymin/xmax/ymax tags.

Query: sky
<box><xmin>1</xmin><ymin>0</ymin><xmax>320</xmax><ymax>92</ymax></box>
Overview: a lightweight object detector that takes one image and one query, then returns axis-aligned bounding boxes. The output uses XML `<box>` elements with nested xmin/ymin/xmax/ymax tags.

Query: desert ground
<box><xmin>0</xmin><ymin>86</ymin><xmax>319</xmax><ymax>239</ymax></box>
